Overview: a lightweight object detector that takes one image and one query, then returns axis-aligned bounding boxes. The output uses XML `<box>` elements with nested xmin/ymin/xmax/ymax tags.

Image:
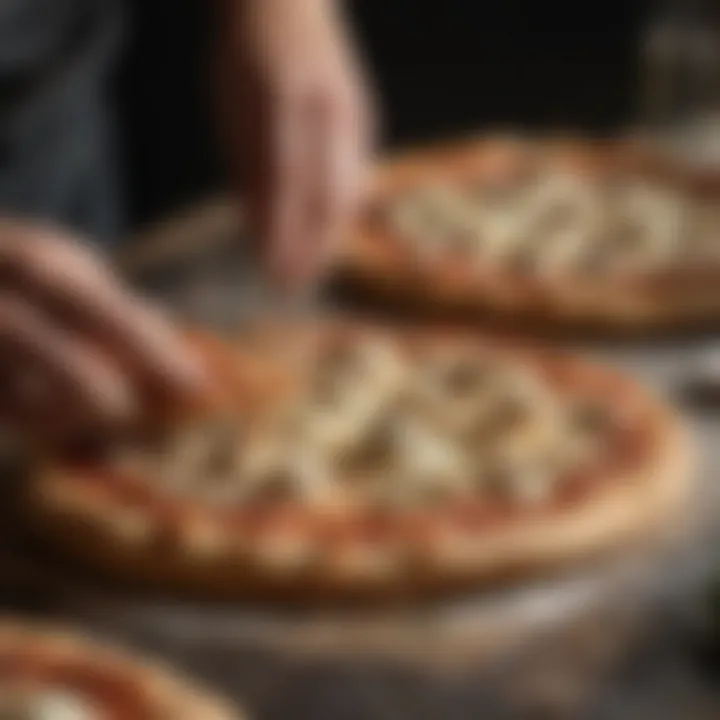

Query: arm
<box><xmin>213</xmin><ymin>0</ymin><xmax>376</xmax><ymax>286</ymax></box>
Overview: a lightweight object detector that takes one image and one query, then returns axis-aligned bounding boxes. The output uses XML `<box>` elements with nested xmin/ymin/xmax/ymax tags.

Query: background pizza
<box><xmin>21</xmin><ymin>324</ymin><xmax>691</xmax><ymax>605</ymax></box>
<box><xmin>336</xmin><ymin>136</ymin><xmax>720</xmax><ymax>332</ymax></box>
<box><xmin>0</xmin><ymin>620</ymin><xmax>239</xmax><ymax>718</ymax></box>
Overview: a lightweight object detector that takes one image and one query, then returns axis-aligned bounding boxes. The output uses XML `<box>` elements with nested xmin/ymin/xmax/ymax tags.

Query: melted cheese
<box><xmin>0</xmin><ymin>690</ymin><xmax>97</xmax><ymax>720</ymax></box>
<box><xmin>112</xmin><ymin>338</ymin><xmax>617</xmax><ymax>511</ymax></box>
<box><xmin>387</xmin><ymin>169</ymin><xmax>703</xmax><ymax>275</ymax></box>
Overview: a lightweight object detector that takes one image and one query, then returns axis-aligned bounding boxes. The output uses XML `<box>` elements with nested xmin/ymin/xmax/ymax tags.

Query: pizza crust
<box><xmin>0</xmin><ymin>620</ymin><xmax>240</xmax><ymax>719</ymax></box>
<box><xmin>337</xmin><ymin>135</ymin><xmax>720</xmax><ymax>333</ymax></box>
<box><xmin>25</xmin><ymin>405</ymin><xmax>689</xmax><ymax>605</ymax></box>
<box><xmin>20</xmin><ymin>327</ymin><xmax>694</xmax><ymax>606</ymax></box>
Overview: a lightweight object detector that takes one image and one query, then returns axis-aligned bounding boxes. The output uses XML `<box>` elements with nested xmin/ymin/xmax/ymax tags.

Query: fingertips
<box><xmin>291</xmin><ymin>94</ymin><xmax>363</xmax><ymax>288</ymax></box>
<box><xmin>111</xmin><ymin>301</ymin><xmax>212</xmax><ymax>404</ymax></box>
<box><xmin>0</xmin><ymin>303</ymin><xmax>141</xmax><ymax>439</ymax></box>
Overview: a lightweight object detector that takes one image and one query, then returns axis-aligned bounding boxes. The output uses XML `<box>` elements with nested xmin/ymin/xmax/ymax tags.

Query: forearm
<box><xmin>212</xmin><ymin>0</ymin><xmax>371</xmax><ymax>286</ymax></box>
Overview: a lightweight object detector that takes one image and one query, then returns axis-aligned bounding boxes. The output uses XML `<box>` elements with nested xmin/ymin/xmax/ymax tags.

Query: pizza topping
<box><xmin>422</xmin><ymin>349</ymin><xmax>494</xmax><ymax>398</ymax></box>
<box><xmin>241</xmin><ymin>437</ymin><xmax>334</xmax><ymax>506</ymax></box>
<box><xmin>615</xmin><ymin>182</ymin><xmax>684</xmax><ymax>252</ymax></box>
<box><xmin>480</xmin><ymin>462</ymin><xmax>557</xmax><ymax>507</ymax></box>
<box><xmin>395</xmin><ymin>418</ymin><xmax>467</xmax><ymax>494</ymax></box>
<box><xmin>388</xmin><ymin>183</ymin><xmax>469</xmax><ymax>254</ymax></box>
<box><xmin>241</xmin><ymin>463</ymin><xmax>302</xmax><ymax>506</ymax></box>
<box><xmin>310</xmin><ymin>338</ymin><xmax>406</xmax><ymax>405</ymax></box>
<box><xmin>0</xmin><ymin>689</ymin><xmax>97</xmax><ymax>720</ymax></box>
<box><xmin>99</xmin><ymin>336</ymin><xmax>627</xmax><ymax>516</ymax></box>
<box><xmin>568</xmin><ymin>398</ymin><xmax>615</xmax><ymax>435</ymax></box>
<box><xmin>339</xmin><ymin>409</ymin><xmax>399</xmax><ymax>477</ymax></box>
<box><xmin>385</xmin><ymin>161</ymin><xmax>702</xmax><ymax>276</ymax></box>
<box><xmin>413</xmin><ymin>349</ymin><xmax>501</xmax><ymax>432</ymax></box>
<box><xmin>683</xmin><ymin>203</ymin><xmax>720</xmax><ymax>263</ymax></box>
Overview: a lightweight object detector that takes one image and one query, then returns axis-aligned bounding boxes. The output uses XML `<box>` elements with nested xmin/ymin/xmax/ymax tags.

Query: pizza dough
<box><xmin>337</xmin><ymin>136</ymin><xmax>720</xmax><ymax>331</ymax></box>
<box><xmin>0</xmin><ymin>620</ymin><xmax>240</xmax><ymax>719</ymax></box>
<box><xmin>22</xmin><ymin>325</ymin><xmax>692</xmax><ymax>604</ymax></box>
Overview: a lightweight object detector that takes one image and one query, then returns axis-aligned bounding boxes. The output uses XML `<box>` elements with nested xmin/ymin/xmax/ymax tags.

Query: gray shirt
<box><xmin>0</xmin><ymin>0</ymin><xmax>123</xmax><ymax>242</ymax></box>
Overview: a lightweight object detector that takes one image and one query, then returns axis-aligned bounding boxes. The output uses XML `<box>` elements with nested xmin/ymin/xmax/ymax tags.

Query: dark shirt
<box><xmin>0</xmin><ymin>0</ymin><xmax>123</xmax><ymax>243</ymax></box>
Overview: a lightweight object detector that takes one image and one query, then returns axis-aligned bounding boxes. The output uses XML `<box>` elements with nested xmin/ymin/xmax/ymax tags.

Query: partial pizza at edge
<box><xmin>23</xmin><ymin>325</ymin><xmax>692</xmax><ymax>605</ymax></box>
<box><xmin>0</xmin><ymin>620</ymin><xmax>239</xmax><ymax>719</ymax></box>
<box><xmin>337</xmin><ymin>136</ymin><xmax>720</xmax><ymax>331</ymax></box>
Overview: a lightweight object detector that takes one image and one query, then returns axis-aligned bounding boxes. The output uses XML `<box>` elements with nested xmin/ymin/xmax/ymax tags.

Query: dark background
<box><xmin>116</xmin><ymin>0</ymin><xmax>647</xmax><ymax>231</ymax></box>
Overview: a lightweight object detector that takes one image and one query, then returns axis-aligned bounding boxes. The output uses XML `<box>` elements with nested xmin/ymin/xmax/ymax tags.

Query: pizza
<box><xmin>0</xmin><ymin>620</ymin><xmax>239</xmax><ymax>719</ymax></box>
<box><xmin>336</xmin><ymin>135</ymin><xmax>720</xmax><ymax>331</ymax></box>
<box><xmin>23</xmin><ymin>324</ymin><xmax>691</xmax><ymax>605</ymax></box>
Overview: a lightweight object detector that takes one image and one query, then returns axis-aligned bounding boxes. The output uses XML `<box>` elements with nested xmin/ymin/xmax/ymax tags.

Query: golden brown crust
<box><xmin>21</xmin><ymin>325</ymin><xmax>693</xmax><ymax>606</ymax></box>
<box><xmin>337</xmin><ymin>135</ymin><xmax>720</xmax><ymax>333</ymax></box>
<box><xmin>0</xmin><ymin>619</ymin><xmax>240</xmax><ymax>719</ymax></box>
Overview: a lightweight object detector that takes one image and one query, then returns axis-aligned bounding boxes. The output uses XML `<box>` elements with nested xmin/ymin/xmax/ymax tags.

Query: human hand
<box><xmin>215</xmin><ymin>0</ymin><xmax>375</xmax><ymax>287</ymax></box>
<box><xmin>0</xmin><ymin>220</ymin><xmax>207</xmax><ymax>442</ymax></box>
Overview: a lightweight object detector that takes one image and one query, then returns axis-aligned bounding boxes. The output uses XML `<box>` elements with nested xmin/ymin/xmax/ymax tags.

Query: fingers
<box><xmin>0</xmin><ymin>228</ymin><xmax>207</xmax><ymax>404</ymax></box>
<box><xmin>248</xmin><ymin>79</ymin><xmax>369</xmax><ymax>290</ymax></box>
<box><xmin>0</xmin><ymin>294</ymin><xmax>138</xmax><ymax>440</ymax></box>
<box><xmin>303</xmin><ymin>86</ymin><xmax>367</xmax><ymax>283</ymax></box>
<box><xmin>217</xmin><ymin>0</ymin><xmax>376</xmax><ymax>291</ymax></box>
<box><xmin>253</xmin><ymin>84</ymin><xmax>308</xmax><ymax>286</ymax></box>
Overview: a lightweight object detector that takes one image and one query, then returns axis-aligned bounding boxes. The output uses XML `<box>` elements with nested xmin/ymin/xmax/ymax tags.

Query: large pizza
<box><xmin>0</xmin><ymin>620</ymin><xmax>238</xmax><ymax>718</ymax></box>
<box><xmin>336</xmin><ymin>136</ymin><xmax>720</xmax><ymax>331</ymax></box>
<box><xmin>23</xmin><ymin>324</ymin><xmax>691</xmax><ymax>605</ymax></box>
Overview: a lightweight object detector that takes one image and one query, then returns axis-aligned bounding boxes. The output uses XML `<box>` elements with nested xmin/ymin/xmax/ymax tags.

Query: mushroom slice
<box><xmin>389</xmin><ymin>183</ymin><xmax>468</xmax><ymax>250</ymax></box>
<box><xmin>394</xmin><ymin>418</ymin><xmax>469</xmax><ymax>505</ymax></box>
<box><xmin>478</xmin><ymin>460</ymin><xmax>559</xmax><ymax>508</ymax></box>
<box><xmin>240</xmin><ymin>437</ymin><xmax>333</xmax><ymax>507</ymax></box>
<box><xmin>515</xmin><ymin>173</ymin><xmax>605</xmax><ymax>275</ymax></box>
<box><xmin>413</xmin><ymin>347</ymin><xmax>501</xmax><ymax>432</ymax></box>
<box><xmin>304</xmin><ymin>339</ymin><xmax>408</xmax><ymax>452</ymax></box>
<box><xmin>155</xmin><ymin>419</ymin><xmax>245</xmax><ymax>499</ymax></box>
<box><xmin>604</xmin><ymin>181</ymin><xmax>687</xmax><ymax>271</ymax></box>
<box><xmin>470</xmin><ymin>365</ymin><xmax>559</xmax><ymax>454</ymax></box>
